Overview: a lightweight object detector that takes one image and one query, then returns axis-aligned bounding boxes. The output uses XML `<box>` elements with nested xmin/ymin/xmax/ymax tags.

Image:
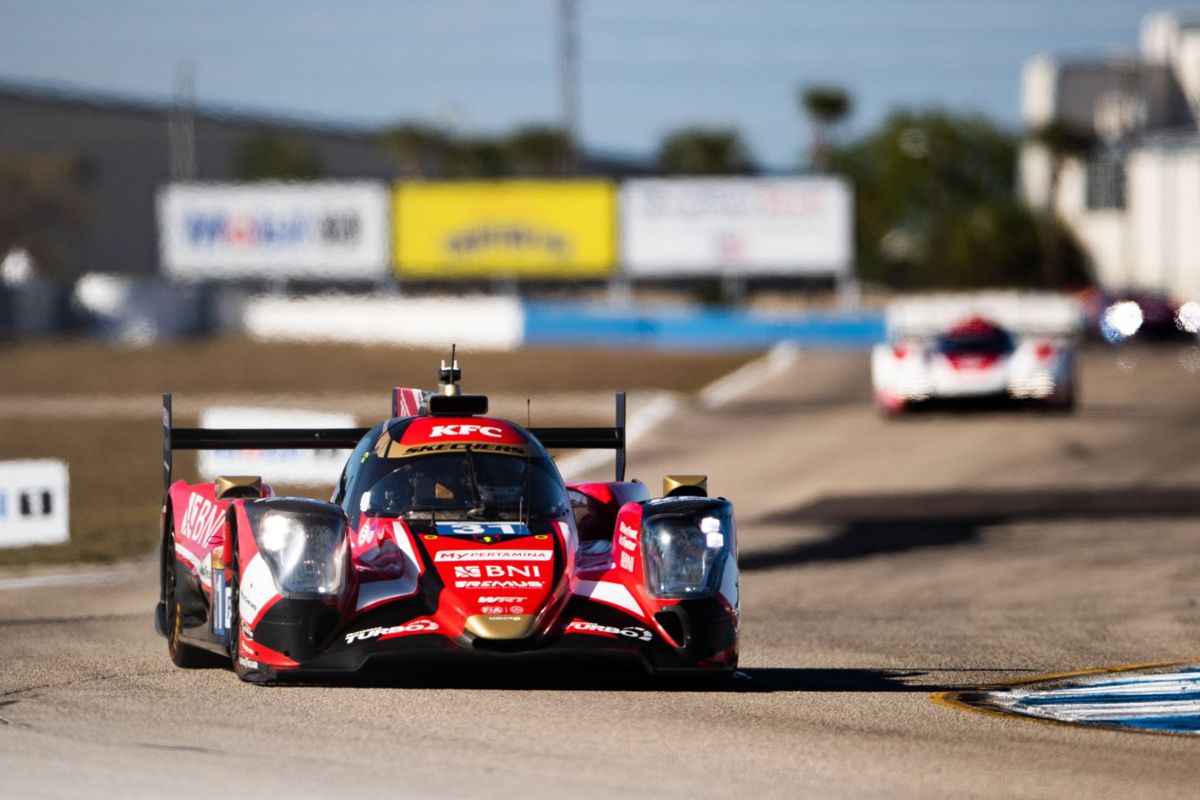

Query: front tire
<box><xmin>227</xmin><ymin>529</ymin><xmax>251</xmax><ymax>680</ymax></box>
<box><xmin>876</xmin><ymin>392</ymin><xmax>907</xmax><ymax>416</ymax></box>
<box><xmin>227</xmin><ymin>528</ymin><xmax>268</xmax><ymax>682</ymax></box>
<box><xmin>163</xmin><ymin>527</ymin><xmax>221</xmax><ymax>668</ymax></box>
<box><xmin>1045</xmin><ymin>380</ymin><xmax>1077</xmax><ymax>413</ymax></box>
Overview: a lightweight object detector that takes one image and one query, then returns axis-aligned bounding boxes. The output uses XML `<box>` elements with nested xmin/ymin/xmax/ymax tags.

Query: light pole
<box><xmin>558</xmin><ymin>0</ymin><xmax>579</xmax><ymax>174</ymax></box>
<box><xmin>168</xmin><ymin>61</ymin><xmax>197</xmax><ymax>181</ymax></box>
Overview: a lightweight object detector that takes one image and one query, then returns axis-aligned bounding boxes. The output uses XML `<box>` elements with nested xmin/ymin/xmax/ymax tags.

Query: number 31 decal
<box><xmin>436</xmin><ymin>522</ymin><xmax>528</xmax><ymax>536</ymax></box>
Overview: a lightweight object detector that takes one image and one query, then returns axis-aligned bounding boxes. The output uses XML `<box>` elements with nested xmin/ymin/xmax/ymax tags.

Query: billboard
<box><xmin>0</xmin><ymin>459</ymin><xmax>69</xmax><ymax>548</ymax></box>
<box><xmin>198</xmin><ymin>408</ymin><xmax>355</xmax><ymax>485</ymax></box>
<box><xmin>620</xmin><ymin>177</ymin><xmax>853</xmax><ymax>277</ymax></box>
<box><xmin>394</xmin><ymin>180</ymin><xmax>616</xmax><ymax>278</ymax></box>
<box><xmin>158</xmin><ymin>182</ymin><xmax>390</xmax><ymax>279</ymax></box>
<box><xmin>241</xmin><ymin>294</ymin><xmax>525</xmax><ymax>350</ymax></box>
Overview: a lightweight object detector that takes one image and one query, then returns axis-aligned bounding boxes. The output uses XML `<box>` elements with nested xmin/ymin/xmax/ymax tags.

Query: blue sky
<box><xmin>0</xmin><ymin>0</ymin><xmax>1176</xmax><ymax>169</ymax></box>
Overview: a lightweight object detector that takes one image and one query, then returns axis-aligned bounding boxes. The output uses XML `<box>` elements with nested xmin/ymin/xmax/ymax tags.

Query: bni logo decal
<box><xmin>453</xmin><ymin>565</ymin><xmax>542</xmax><ymax>579</ymax></box>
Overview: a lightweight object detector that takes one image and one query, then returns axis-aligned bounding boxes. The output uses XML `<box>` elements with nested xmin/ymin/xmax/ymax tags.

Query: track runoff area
<box><xmin>4</xmin><ymin>344</ymin><xmax>1200</xmax><ymax>798</ymax></box>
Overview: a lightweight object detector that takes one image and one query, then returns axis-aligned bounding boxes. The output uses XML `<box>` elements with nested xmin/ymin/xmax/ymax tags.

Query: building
<box><xmin>1020</xmin><ymin>10</ymin><xmax>1200</xmax><ymax>302</ymax></box>
<box><xmin>0</xmin><ymin>80</ymin><xmax>653</xmax><ymax>285</ymax></box>
<box><xmin>0</xmin><ymin>82</ymin><xmax>397</xmax><ymax>282</ymax></box>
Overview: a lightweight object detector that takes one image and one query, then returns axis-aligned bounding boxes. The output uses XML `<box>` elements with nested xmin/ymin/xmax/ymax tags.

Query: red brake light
<box><xmin>1035</xmin><ymin>342</ymin><xmax>1054</xmax><ymax>360</ymax></box>
<box><xmin>892</xmin><ymin>344</ymin><xmax>908</xmax><ymax>359</ymax></box>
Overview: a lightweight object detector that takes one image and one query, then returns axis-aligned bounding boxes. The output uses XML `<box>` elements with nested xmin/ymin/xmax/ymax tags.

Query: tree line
<box><xmin>0</xmin><ymin>85</ymin><xmax>1095</xmax><ymax>289</ymax></box>
<box><xmin>234</xmin><ymin>122</ymin><xmax>758</xmax><ymax>179</ymax></box>
<box><xmin>234</xmin><ymin>84</ymin><xmax>1094</xmax><ymax>290</ymax></box>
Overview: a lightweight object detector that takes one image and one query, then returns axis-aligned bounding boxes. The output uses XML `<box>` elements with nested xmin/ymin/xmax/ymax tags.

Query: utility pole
<box><xmin>168</xmin><ymin>61</ymin><xmax>197</xmax><ymax>181</ymax></box>
<box><xmin>558</xmin><ymin>0</ymin><xmax>579</xmax><ymax>174</ymax></box>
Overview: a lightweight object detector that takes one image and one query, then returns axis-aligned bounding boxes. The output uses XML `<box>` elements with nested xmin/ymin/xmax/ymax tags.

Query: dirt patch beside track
<box><xmin>0</xmin><ymin>338</ymin><xmax>753</xmax><ymax>396</ymax></box>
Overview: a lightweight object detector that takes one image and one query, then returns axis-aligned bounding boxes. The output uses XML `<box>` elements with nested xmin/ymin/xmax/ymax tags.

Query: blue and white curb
<box><xmin>237</xmin><ymin>295</ymin><xmax>887</xmax><ymax>351</ymax></box>
<box><xmin>937</xmin><ymin>663</ymin><xmax>1200</xmax><ymax>735</ymax></box>
<box><xmin>522</xmin><ymin>303</ymin><xmax>885</xmax><ymax>350</ymax></box>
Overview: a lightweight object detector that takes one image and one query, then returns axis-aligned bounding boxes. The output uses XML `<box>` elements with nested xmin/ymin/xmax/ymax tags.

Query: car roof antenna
<box><xmin>439</xmin><ymin>343</ymin><xmax>461</xmax><ymax>397</ymax></box>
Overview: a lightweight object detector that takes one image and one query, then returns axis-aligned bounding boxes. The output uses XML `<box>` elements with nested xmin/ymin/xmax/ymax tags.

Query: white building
<box><xmin>1021</xmin><ymin>10</ymin><xmax>1200</xmax><ymax>301</ymax></box>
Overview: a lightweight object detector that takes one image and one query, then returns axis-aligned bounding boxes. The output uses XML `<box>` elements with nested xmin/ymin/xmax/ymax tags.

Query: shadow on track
<box><xmin>893</xmin><ymin>396</ymin><xmax>1071</xmax><ymax>415</ymax></box>
<box><xmin>272</xmin><ymin>663</ymin><xmax>957</xmax><ymax>693</ymax></box>
<box><xmin>743</xmin><ymin>485</ymin><xmax>1200</xmax><ymax>571</ymax></box>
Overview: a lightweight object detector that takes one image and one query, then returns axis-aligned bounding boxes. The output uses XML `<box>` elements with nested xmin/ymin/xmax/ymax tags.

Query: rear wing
<box><xmin>161</xmin><ymin>391</ymin><xmax>627</xmax><ymax>492</ymax></box>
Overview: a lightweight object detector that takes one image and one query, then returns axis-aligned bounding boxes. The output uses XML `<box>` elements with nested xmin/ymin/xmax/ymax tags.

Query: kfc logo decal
<box><xmin>429</xmin><ymin>424</ymin><xmax>503</xmax><ymax>439</ymax></box>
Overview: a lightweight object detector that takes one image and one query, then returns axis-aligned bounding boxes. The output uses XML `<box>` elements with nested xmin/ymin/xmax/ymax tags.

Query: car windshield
<box><xmin>937</xmin><ymin>329</ymin><xmax>1014</xmax><ymax>356</ymax></box>
<box><xmin>360</xmin><ymin>451</ymin><xmax>569</xmax><ymax>521</ymax></box>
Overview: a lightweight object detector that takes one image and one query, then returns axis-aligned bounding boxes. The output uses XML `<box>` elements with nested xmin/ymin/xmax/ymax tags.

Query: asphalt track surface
<box><xmin>3</xmin><ymin>345</ymin><xmax>1200</xmax><ymax>799</ymax></box>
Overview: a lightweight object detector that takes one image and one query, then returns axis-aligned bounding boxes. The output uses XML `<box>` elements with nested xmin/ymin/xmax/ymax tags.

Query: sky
<box><xmin>0</xmin><ymin>0</ymin><xmax>1178</xmax><ymax>170</ymax></box>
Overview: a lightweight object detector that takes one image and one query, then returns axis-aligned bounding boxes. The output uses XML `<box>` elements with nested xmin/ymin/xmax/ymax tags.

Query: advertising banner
<box><xmin>620</xmin><ymin>177</ymin><xmax>853</xmax><ymax>276</ymax></box>
<box><xmin>158</xmin><ymin>182</ymin><xmax>390</xmax><ymax>279</ymax></box>
<box><xmin>241</xmin><ymin>295</ymin><xmax>525</xmax><ymax>350</ymax></box>
<box><xmin>394</xmin><ymin>180</ymin><xmax>616</xmax><ymax>278</ymax></box>
<box><xmin>198</xmin><ymin>408</ymin><xmax>355</xmax><ymax>485</ymax></box>
<box><xmin>0</xmin><ymin>459</ymin><xmax>70</xmax><ymax>548</ymax></box>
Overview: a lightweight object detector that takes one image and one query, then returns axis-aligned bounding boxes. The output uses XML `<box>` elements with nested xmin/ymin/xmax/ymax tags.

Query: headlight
<box><xmin>1101</xmin><ymin>301</ymin><xmax>1143</xmax><ymax>342</ymax></box>
<box><xmin>252</xmin><ymin>506</ymin><xmax>348</xmax><ymax>597</ymax></box>
<box><xmin>642</xmin><ymin>503</ymin><xmax>732</xmax><ymax>599</ymax></box>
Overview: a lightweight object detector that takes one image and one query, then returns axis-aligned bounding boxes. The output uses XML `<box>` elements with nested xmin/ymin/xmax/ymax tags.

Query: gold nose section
<box><xmin>663</xmin><ymin>474</ymin><xmax>708</xmax><ymax>497</ymax></box>
<box><xmin>214</xmin><ymin>475</ymin><xmax>262</xmax><ymax>500</ymax></box>
<box><xmin>464</xmin><ymin>614</ymin><xmax>536</xmax><ymax>640</ymax></box>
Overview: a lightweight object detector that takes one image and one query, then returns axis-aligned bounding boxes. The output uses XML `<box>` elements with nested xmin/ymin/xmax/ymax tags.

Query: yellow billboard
<box><xmin>394</xmin><ymin>180</ymin><xmax>616</xmax><ymax>278</ymax></box>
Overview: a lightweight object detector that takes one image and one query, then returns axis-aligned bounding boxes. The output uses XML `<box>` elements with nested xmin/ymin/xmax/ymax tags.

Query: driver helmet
<box><xmin>422</xmin><ymin>458</ymin><xmax>471</xmax><ymax>503</ymax></box>
<box><xmin>476</xmin><ymin>458</ymin><xmax>525</xmax><ymax>508</ymax></box>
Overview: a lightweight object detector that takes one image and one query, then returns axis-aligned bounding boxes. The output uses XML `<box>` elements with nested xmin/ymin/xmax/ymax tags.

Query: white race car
<box><xmin>872</xmin><ymin>316</ymin><xmax>1076</xmax><ymax>414</ymax></box>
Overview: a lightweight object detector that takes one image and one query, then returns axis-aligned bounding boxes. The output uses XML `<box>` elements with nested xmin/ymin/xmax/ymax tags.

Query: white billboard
<box><xmin>157</xmin><ymin>182</ymin><xmax>390</xmax><ymax>280</ymax></box>
<box><xmin>240</xmin><ymin>295</ymin><xmax>525</xmax><ymax>350</ymax></box>
<box><xmin>0</xmin><ymin>459</ymin><xmax>70</xmax><ymax>548</ymax></box>
<box><xmin>198</xmin><ymin>408</ymin><xmax>356</xmax><ymax>485</ymax></box>
<box><xmin>620</xmin><ymin>177</ymin><xmax>853</xmax><ymax>277</ymax></box>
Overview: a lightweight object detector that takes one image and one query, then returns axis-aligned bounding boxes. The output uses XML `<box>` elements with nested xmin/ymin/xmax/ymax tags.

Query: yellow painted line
<box><xmin>929</xmin><ymin>658</ymin><xmax>1200</xmax><ymax>737</ymax></box>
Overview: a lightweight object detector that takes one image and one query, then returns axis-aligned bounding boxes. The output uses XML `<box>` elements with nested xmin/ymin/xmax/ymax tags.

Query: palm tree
<box><xmin>800</xmin><ymin>85</ymin><xmax>852</xmax><ymax>172</ymax></box>
<box><xmin>1028</xmin><ymin>120</ymin><xmax>1096</xmax><ymax>287</ymax></box>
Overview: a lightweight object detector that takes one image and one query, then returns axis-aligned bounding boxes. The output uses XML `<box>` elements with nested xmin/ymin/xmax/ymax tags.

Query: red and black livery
<box><xmin>156</xmin><ymin>363</ymin><xmax>739</xmax><ymax>683</ymax></box>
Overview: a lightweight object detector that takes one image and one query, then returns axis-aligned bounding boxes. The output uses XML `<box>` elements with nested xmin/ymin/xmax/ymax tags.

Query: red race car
<box><xmin>156</xmin><ymin>360</ymin><xmax>739</xmax><ymax>683</ymax></box>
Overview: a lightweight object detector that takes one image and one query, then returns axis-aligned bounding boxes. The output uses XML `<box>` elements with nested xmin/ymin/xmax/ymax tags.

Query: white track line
<box><xmin>556</xmin><ymin>391</ymin><xmax>679</xmax><ymax>481</ymax></box>
<box><xmin>557</xmin><ymin>342</ymin><xmax>800</xmax><ymax>481</ymax></box>
<box><xmin>699</xmin><ymin>341</ymin><xmax>799</xmax><ymax>409</ymax></box>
